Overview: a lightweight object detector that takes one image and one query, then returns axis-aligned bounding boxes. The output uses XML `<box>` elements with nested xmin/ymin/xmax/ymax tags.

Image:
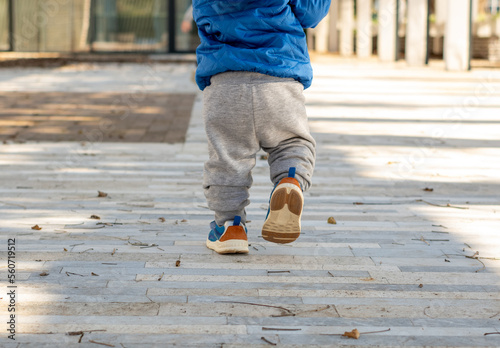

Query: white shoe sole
<box><xmin>206</xmin><ymin>239</ymin><xmax>249</xmax><ymax>254</ymax></box>
<box><xmin>262</xmin><ymin>183</ymin><xmax>303</xmax><ymax>244</ymax></box>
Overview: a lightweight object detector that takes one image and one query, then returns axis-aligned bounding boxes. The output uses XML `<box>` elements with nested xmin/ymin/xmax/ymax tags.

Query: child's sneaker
<box><xmin>206</xmin><ymin>216</ymin><xmax>249</xmax><ymax>254</ymax></box>
<box><xmin>262</xmin><ymin>167</ymin><xmax>303</xmax><ymax>244</ymax></box>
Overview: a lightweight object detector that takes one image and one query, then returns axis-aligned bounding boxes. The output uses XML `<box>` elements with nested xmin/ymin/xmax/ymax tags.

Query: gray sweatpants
<box><xmin>203</xmin><ymin>72</ymin><xmax>316</xmax><ymax>226</ymax></box>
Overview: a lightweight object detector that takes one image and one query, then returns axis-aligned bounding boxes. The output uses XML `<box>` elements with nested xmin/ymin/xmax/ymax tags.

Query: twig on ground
<box><xmin>68</xmin><ymin>330</ymin><xmax>106</xmax><ymax>335</ymax></box>
<box><xmin>423</xmin><ymin>306</ymin><xmax>434</xmax><ymax>318</ymax></box>
<box><xmin>89</xmin><ymin>340</ymin><xmax>115</xmax><ymax>347</ymax></box>
<box><xmin>465</xmin><ymin>251</ymin><xmax>487</xmax><ymax>271</ymax></box>
<box><xmin>416</xmin><ymin>199</ymin><xmax>468</xmax><ymax>209</ymax></box>
<box><xmin>467</xmin><ymin>251</ymin><xmax>480</xmax><ymax>259</ymax></box>
<box><xmin>467</xmin><ymin>255</ymin><xmax>486</xmax><ymax>273</ymax></box>
<box><xmin>68</xmin><ymin>330</ymin><xmax>106</xmax><ymax>343</ymax></box>
<box><xmin>419</xmin><ymin>236</ymin><xmax>430</xmax><ymax>246</ymax></box>
<box><xmin>412</xmin><ymin>238</ymin><xmax>449</xmax><ymax>242</ymax></box>
<box><xmin>69</xmin><ymin>242</ymin><xmax>85</xmax><ymax>252</ymax></box>
<box><xmin>79</xmin><ymin>248</ymin><xmax>94</xmax><ymax>253</ymax></box>
<box><xmin>68</xmin><ymin>331</ymin><xmax>84</xmax><ymax>335</ymax></box>
<box><xmin>267</xmin><ymin>270</ymin><xmax>290</xmax><ymax>274</ymax></box>
<box><xmin>260</xmin><ymin>337</ymin><xmax>277</xmax><ymax>345</ymax></box>
<box><xmin>295</xmin><ymin>305</ymin><xmax>331</xmax><ymax>316</ymax></box>
<box><xmin>215</xmin><ymin>300</ymin><xmax>294</xmax><ymax>316</ymax></box>
<box><xmin>360</xmin><ymin>328</ymin><xmax>391</xmax><ymax>335</ymax></box>
<box><xmin>66</xmin><ymin>272</ymin><xmax>85</xmax><ymax>277</ymax></box>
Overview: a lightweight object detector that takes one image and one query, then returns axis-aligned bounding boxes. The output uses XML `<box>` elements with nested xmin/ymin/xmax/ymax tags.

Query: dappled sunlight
<box><xmin>314</xmin><ymin>146</ymin><xmax>500</xmax><ymax>185</ymax></box>
<box><xmin>52</xmin><ymin>167</ymin><xmax>103</xmax><ymax>174</ymax></box>
<box><xmin>309</xmin><ymin>118</ymin><xmax>500</xmax><ymax>141</ymax></box>
<box><xmin>307</xmin><ymin>60</ymin><xmax>500</xmax><ymax>288</ymax></box>
<box><xmin>0</xmin><ymin>214</ymin><xmax>106</xmax><ymax>226</ymax></box>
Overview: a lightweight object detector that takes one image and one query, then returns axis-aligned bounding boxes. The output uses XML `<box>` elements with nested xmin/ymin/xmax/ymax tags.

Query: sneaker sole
<box><xmin>262</xmin><ymin>184</ymin><xmax>303</xmax><ymax>244</ymax></box>
<box><xmin>206</xmin><ymin>239</ymin><xmax>249</xmax><ymax>254</ymax></box>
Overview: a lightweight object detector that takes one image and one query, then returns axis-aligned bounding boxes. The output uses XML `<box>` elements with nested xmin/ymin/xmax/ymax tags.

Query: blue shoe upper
<box><xmin>208</xmin><ymin>221</ymin><xmax>225</xmax><ymax>242</ymax></box>
<box><xmin>208</xmin><ymin>216</ymin><xmax>246</xmax><ymax>242</ymax></box>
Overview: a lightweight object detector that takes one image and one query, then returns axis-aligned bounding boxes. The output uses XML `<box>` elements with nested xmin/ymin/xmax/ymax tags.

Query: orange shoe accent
<box><xmin>277</xmin><ymin>177</ymin><xmax>300</xmax><ymax>188</ymax></box>
<box><xmin>219</xmin><ymin>226</ymin><xmax>248</xmax><ymax>242</ymax></box>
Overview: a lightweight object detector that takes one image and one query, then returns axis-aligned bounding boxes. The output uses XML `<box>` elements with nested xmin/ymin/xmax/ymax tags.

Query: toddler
<box><xmin>192</xmin><ymin>0</ymin><xmax>331</xmax><ymax>253</ymax></box>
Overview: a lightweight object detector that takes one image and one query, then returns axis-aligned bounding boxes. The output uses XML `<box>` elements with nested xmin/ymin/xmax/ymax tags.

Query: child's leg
<box><xmin>255</xmin><ymin>80</ymin><xmax>316</xmax><ymax>189</ymax></box>
<box><xmin>202</xmin><ymin>73</ymin><xmax>260</xmax><ymax>226</ymax></box>
<box><xmin>253</xmin><ymin>78</ymin><xmax>315</xmax><ymax>243</ymax></box>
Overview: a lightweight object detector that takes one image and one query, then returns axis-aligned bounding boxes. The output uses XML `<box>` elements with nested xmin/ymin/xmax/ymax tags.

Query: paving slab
<box><xmin>1</xmin><ymin>58</ymin><xmax>500</xmax><ymax>347</ymax></box>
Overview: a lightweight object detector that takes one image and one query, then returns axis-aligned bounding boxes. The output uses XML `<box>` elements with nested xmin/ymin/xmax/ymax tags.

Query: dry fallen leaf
<box><xmin>129</xmin><ymin>241</ymin><xmax>152</xmax><ymax>247</ymax></box>
<box><xmin>91</xmin><ymin>272</ymin><xmax>99</xmax><ymax>276</ymax></box>
<box><xmin>418</xmin><ymin>284</ymin><xmax>424</xmax><ymax>288</ymax></box>
<box><xmin>327</xmin><ymin>216</ymin><xmax>337</xmax><ymax>224</ymax></box>
<box><xmin>97</xmin><ymin>191</ymin><xmax>108</xmax><ymax>198</ymax></box>
<box><xmin>158</xmin><ymin>217</ymin><xmax>166</xmax><ymax>222</ymax></box>
<box><xmin>342</xmin><ymin>328</ymin><xmax>360</xmax><ymax>339</ymax></box>
<box><xmin>260</xmin><ymin>154</ymin><xmax>269</xmax><ymax>160</ymax></box>
<box><xmin>175</xmin><ymin>260</ymin><xmax>181</xmax><ymax>267</ymax></box>
<box><xmin>423</xmin><ymin>187</ymin><xmax>434</xmax><ymax>192</ymax></box>
<box><xmin>63</xmin><ymin>248</ymin><xmax>68</xmax><ymax>252</ymax></box>
<box><xmin>31</xmin><ymin>224</ymin><xmax>42</xmax><ymax>230</ymax></box>
<box><xmin>180</xmin><ymin>219</ymin><xmax>188</xmax><ymax>223</ymax></box>
<box><xmin>90</xmin><ymin>215</ymin><xmax>100</xmax><ymax>220</ymax></box>
<box><xmin>39</xmin><ymin>272</ymin><xmax>49</xmax><ymax>276</ymax></box>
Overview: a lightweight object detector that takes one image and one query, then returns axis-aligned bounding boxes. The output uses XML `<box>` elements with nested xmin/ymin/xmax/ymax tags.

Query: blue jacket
<box><xmin>193</xmin><ymin>0</ymin><xmax>331</xmax><ymax>90</ymax></box>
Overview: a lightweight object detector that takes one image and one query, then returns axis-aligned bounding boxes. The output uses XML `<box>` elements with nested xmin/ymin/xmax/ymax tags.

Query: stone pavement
<box><xmin>0</xmin><ymin>58</ymin><xmax>500</xmax><ymax>347</ymax></box>
<box><xmin>0</xmin><ymin>92</ymin><xmax>196</xmax><ymax>143</ymax></box>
